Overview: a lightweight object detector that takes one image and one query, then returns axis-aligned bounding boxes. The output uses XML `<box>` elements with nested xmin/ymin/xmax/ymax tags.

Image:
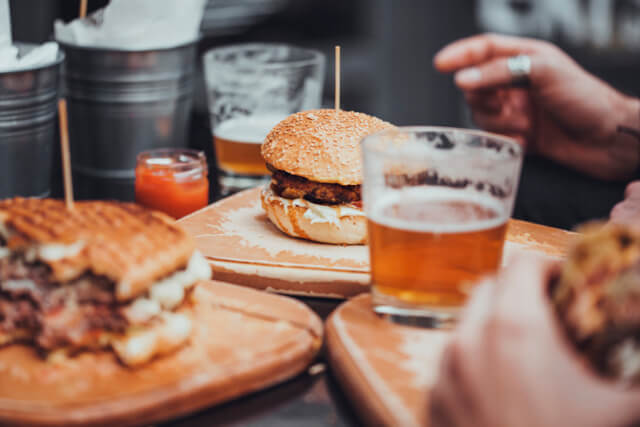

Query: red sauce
<box><xmin>135</xmin><ymin>149</ymin><xmax>209</xmax><ymax>219</ymax></box>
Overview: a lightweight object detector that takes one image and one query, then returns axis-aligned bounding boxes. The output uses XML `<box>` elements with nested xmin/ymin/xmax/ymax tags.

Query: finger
<box><xmin>434</xmin><ymin>33</ymin><xmax>536</xmax><ymax>73</ymax></box>
<box><xmin>625</xmin><ymin>180</ymin><xmax>640</xmax><ymax>199</ymax></box>
<box><xmin>471</xmin><ymin>110</ymin><xmax>531</xmax><ymax>135</ymax></box>
<box><xmin>498</xmin><ymin>255</ymin><xmax>554</xmax><ymax>303</ymax></box>
<box><xmin>464</xmin><ymin>90</ymin><xmax>502</xmax><ymax>113</ymax></box>
<box><xmin>454</xmin><ymin>56</ymin><xmax>542</xmax><ymax>91</ymax></box>
<box><xmin>430</xmin><ymin>343</ymin><xmax>476</xmax><ymax>427</ymax></box>
<box><xmin>609</xmin><ymin>201</ymin><xmax>640</xmax><ymax>230</ymax></box>
<box><xmin>429</xmin><ymin>390</ymin><xmax>458</xmax><ymax>427</ymax></box>
<box><xmin>481</xmin><ymin>255</ymin><xmax>555</xmax><ymax>348</ymax></box>
<box><xmin>457</xmin><ymin>277</ymin><xmax>497</xmax><ymax>342</ymax></box>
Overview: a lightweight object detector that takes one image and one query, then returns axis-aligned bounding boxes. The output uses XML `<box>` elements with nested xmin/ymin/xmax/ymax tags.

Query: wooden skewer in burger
<box><xmin>260</xmin><ymin>46</ymin><xmax>393</xmax><ymax>245</ymax></box>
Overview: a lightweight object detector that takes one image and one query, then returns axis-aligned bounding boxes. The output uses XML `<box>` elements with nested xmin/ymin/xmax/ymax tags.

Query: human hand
<box><xmin>434</xmin><ymin>34</ymin><xmax>640</xmax><ymax>181</ymax></box>
<box><xmin>430</xmin><ymin>256</ymin><xmax>640</xmax><ymax>427</ymax></box>
<box><xmin>610</xmin><ymin>181</ymin><xmax>640</xmax><ymax>229</ymax></box>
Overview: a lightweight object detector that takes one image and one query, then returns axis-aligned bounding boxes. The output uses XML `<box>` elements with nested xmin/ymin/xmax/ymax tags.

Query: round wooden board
<box><xmin>180</xmin><ymin>188</ymin><xmax>577</xmax><ymax>299</ymax></box>
<box><xmin>325</xmin><ymin>222</ymin><xmax>576</xmax><ymax>426</ymax></box>
<box><xmin>326</xmin><ymin>294</ymin><xmax>446</xmax><ymax>427</ymax></box>
<box><xmin>0</xmin><ymin>280</ymin><xmax>322</xmax><ymax>427</ymax></box>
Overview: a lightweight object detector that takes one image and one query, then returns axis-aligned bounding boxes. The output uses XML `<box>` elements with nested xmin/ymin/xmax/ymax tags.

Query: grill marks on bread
<box><xmin>0</xmin><ymin>199</ymin><xmax>195</xmax><ymax>301</ymax></box>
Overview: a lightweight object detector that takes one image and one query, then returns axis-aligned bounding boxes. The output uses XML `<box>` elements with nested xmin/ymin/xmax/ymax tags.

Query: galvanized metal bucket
<box><xmin>59</xmin><ymin>40</ymin><xmax>197</xmax><ymax>201</ymax></box>
<box><xmin>0</xmin><ymin>43</ymin><xmax>64</xmax><ymax>199</ymax></box>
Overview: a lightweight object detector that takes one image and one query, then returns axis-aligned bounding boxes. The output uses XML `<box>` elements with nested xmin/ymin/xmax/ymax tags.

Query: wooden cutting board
<box><xmin>179</xmin><ymin>187</ymin><xmax>575</xmax><ymax>298</ymax></box>
<box><xmin>0</xmin><ymin>280</ymin><xmax>322</xmax><ymax>427</ymax></box>
<box><xmin>325</xmin><ymin>225</ymin><xmax>576</xmax><ymax>427</ymax></box>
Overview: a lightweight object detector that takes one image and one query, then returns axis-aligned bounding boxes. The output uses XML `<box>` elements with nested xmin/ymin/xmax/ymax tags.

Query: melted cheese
<box><xmin>123</xmin><ymin>298</ymin><xmax>162</xmax><ymax>324</ymax></box>
<box><xmin>123</xmin><ymin>251</ymin><xmax>211</xmax><ymax>323</ymax></box>
<box><xmin>2</xmin><ymin>279</ymin><xmax>39</xmax><ymax>293</ymax></box>
<box><xmin>37</xmin><ymin>241</ymin><xmax>86</xmax><ymax>261</ymax></box>
<box><xmin>148</xmin><ymin>250</ymin><xmax>211</xmax><ymax>310</ymax></box>
<box><xmin>262</xmin><ymin>186</ymin><xmax>365</xmax><ymax>225</ymax></box>
<box><xmin>112</xmin><ymin>312</ymin><xmax>192</xmax><ymax>366</ymax></box>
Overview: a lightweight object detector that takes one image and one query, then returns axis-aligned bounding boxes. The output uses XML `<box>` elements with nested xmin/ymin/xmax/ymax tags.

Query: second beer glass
<box><xmin>203</xmin><ymin>44</ymin><xmax>325</xmax><ymax>195</ymax></box>
<box><xmin>361</xmin><ymin>127</ymin><xmax>524</xmax><ymax>327</ymax></box>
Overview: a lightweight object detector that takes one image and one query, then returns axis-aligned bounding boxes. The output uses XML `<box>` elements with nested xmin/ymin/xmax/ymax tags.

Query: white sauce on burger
<box><xmin>262</xmin><ymin>186</ymin><xmax>364</xmax><ymax>225</ymax></box>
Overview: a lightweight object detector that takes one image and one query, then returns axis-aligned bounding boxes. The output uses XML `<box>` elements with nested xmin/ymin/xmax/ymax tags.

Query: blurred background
<box><xmin>9</xmin><ymin>0</ymin><xmax>640</xmax><ymax>229</ymax></box>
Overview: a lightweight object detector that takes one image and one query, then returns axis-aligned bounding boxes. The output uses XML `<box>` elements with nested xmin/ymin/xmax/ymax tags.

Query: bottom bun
<box><xmin>261</xmin><ymin>187</ymin><xmax>367</xmax><ymax>245</ymax></box>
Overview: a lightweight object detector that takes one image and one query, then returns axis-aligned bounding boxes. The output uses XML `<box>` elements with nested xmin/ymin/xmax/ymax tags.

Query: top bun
<box><xmin>261</xmin><ymin>109</ymin><xmax>393</xmax><ymax>186</ymax></box>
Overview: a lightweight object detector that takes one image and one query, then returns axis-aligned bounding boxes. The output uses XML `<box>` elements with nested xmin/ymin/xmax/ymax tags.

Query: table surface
<box><xmin>161</xmin><ymin>297</ymin><xmax>361</xmax><ymax>427</ymax></box>
<box><xmin>165</xmin><ymin>188</ymin><xmax>576</xmax><ymax>426</ymax></box>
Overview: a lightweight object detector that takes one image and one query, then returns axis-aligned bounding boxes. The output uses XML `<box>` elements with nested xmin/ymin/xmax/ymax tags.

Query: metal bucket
<box><xmin>0</xmin><ymin>43</ymin><xmax>64</xmax><ymax>199</ymax></box>
<box><xmin>59</xmin><ymin>40</ymin><xmax>197</xmax><ymax>201</ymax></box>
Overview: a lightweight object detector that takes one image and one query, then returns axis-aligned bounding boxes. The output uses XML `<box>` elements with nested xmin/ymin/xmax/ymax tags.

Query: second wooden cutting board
<box><xmin>0</xmin><ymin>280</ymin><xmax>322</xmax><ymax>427</ymax></box>
<box><xmin>180</xmin><ymin>187</ymin><xmax>576</xmax><ymax>298</ymax></box>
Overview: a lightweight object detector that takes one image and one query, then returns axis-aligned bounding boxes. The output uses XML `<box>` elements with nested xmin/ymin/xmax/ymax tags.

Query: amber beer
<box><xmin>213</xmin><ymin>115</ymin><xmax>287</xmax><ymax>176</ymax></box>
<box><xmin>368</xmin><ymin>192</ymin><xmax>508</xmax><ymax>309</ymax></box>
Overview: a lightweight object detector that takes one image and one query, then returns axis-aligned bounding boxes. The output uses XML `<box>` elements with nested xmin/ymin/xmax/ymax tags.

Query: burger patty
<box><xmin>0</xmin><ymin>255</ymin><xmax>128</xmax><ymax>349</ymax></box>
<box><xmin>268</xmin><ymin>165</ymin><xmax>361</xmax><ymax>205</ymax></box>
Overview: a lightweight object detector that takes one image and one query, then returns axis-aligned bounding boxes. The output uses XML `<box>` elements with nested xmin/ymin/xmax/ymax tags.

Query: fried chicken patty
<box><xmin>268</xmin><ymin>165</ymin><xmax>361</xmax><ymax>205</ymax></box>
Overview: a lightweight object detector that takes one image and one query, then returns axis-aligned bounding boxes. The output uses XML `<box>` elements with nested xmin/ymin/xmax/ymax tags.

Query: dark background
<box><xmin>9</xmin><ymin>0</ymin><xmax>640</xmax><ymax>229</ymax></box>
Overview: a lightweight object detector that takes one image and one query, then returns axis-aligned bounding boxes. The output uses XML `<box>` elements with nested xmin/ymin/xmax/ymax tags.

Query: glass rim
<box><xmin>203</xmin><ymin>42</ymin><xmax>325</xmax><ymax>71</ymax></box>
<box><xmin>136</xmin><ymin>148</ymin><xmax>207</xmax><ymax>171</ymax></box>
<box><xmin>361</xmin><ymin>125</ymin><xmax>524</xmax><ymax>158</ymax></box>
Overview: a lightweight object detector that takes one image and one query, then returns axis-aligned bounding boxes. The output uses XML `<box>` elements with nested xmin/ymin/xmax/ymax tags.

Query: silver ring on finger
<box><xmin>507</xmin><ymin>54</ymin><xmax>531</xmax><ymax>87</ymax></box>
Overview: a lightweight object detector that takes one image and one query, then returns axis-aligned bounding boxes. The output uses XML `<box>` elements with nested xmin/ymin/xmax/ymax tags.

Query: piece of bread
<box><xmin>0</xmin><ymin>198</ymin><xmax>196</xmax><ymax>301</ymax></box>
<box><xmin>260</xmin><ymin>186</ymin><xmax>366</xmax><ymax>245</ymax></box>
<box><xmin>551</xmin><ymin>223</ymin><xmax>640</xmax><ymax>384</ymax></box>
<box><xmin>261</xmin><ymin>109</ymin><xmax>393</xmax><ymax>186</ymax></box>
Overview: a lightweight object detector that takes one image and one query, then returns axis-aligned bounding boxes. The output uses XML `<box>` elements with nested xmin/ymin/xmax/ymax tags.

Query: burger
<box><xmin>0</xmin><ymin>198</ymin><xmax>211</xmax><ymax>366</ymax></box>
<box><xmin>260</xmin><ymin>109</ymin><xmax>393</xmax><ymax>244</ymax></box>
<box><xmin>551</xmin><ymin>223</ymin><xmax>640</xmax><ymax>384</ymax></box>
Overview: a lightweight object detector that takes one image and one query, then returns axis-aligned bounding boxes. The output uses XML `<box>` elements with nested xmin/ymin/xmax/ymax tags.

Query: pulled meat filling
<box><xmin>268</xmin><ymin>165</ymin><xmax>361</xmax><ymax>205</ymax></box>
<box><xmin>0</xmin><ymin>255</ymin><xmax>127</xmax><ymax>349</ymax></box>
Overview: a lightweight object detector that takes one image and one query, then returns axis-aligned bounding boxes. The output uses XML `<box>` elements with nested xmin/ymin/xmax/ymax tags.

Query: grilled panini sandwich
<box><xmin>0</xmin><ymin>198</ymin><xmax>211</xmax><ymax>366</ymax></box>
<box><xmin>551</xmin><ymin>223</ymin><xmax>640</xmax><ymax>384</ymax></box>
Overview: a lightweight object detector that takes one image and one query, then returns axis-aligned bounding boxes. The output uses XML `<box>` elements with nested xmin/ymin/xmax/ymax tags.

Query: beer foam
<box><xmin>214</xmin><ymin>114</ymin><xmax>289</xmax><ymax>144</ymax></box>
<box><xmin>367</xmin><ymin>187</ymin><xmax>508</xmax><ymax>234</ymax></box>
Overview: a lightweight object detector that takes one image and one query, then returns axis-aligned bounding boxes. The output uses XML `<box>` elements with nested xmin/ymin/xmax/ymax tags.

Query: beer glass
<box><xmin>203</xmin><ymin>44</ymin><xmax>325</xmax><ymax>195</ymax></box>
<box><xmin>362</xmin><ymin>127</ymin><xmax>524</xmax><ymax>327</ymax></box>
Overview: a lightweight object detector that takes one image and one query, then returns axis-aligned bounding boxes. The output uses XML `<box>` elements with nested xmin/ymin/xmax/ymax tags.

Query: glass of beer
<box><xmin>203</xmin><ymin>44</ymin><xmax>325</xmax><ymax>195</ymax></box>
<box><xmin>361</xmin><ymin>127</ymin><xmax>524</xmax><ymax>327</ymax></box>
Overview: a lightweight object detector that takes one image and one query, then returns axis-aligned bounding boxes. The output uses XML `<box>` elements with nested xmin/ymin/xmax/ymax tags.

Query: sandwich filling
<box><xmin>0</xmin><ymin>246</ymin><xmax>210</xmax><ymax>356</ymax></box>
<box><xmin>268</xmin><ymin>165</ymin><xmax>361</xmax><ymax>206</ymax></box>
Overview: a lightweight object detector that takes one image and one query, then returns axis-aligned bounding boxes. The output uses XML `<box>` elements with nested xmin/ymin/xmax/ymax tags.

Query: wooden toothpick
<box><xmin>58</xmin><ymin>99</ymin><xmax>75</xmax><ymax>210</ymax></box>
<box><xmin>334</xmin><ymin>45</ymin><xmax>341</xmax><ymax>110</ymax></box>
<box><xmin>79</xmin><ymin>0</ymin><xmax>88</xmax><ymax>18</ymax></box>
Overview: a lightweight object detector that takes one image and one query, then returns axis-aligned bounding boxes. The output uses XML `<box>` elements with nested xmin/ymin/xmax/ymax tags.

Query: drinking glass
<box><xmin>361</xmin><ymin>127</ymin><xmax>524</xmax><ymax>327</ymax></box>
<box><xmin>203</xmin><ymin>43</ymin><xmax>325</xmax><ymax>195</ymax></box>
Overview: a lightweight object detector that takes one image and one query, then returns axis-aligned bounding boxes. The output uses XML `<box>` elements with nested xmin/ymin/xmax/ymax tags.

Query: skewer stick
<box><xmin>334</xmin><ymin>45</ymin><xmax>340</xmax><ymax>110</ymax></box>
<box><xmin>58</xmin><ymin>99</ymin><xmax>75</xmax><ymax>210</ymax></box>
<box><xmin>79</xmin><ymin>0</ymin><xmax>88</xmax><ymax>18</ymax></box>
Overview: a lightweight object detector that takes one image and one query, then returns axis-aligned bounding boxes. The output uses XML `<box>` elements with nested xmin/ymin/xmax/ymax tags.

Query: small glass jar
<box><xmin>135</xmin><ymin>149</ymin><xmax>209</xmax><ymax>219</ymax></box>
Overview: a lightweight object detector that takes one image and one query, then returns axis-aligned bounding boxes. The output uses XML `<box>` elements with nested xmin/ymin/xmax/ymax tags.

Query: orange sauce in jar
<box><xmin>135</xmin><ymin>149</ymin><xmax>209</xmax><ymax>219</ymax></box>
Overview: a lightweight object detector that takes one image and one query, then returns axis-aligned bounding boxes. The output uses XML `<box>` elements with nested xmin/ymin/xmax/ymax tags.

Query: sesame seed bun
<box><xmin>261</xmin><ymin>109</ymin><xmax>393</xmax><ymax>186</ymax></box>
<box><xmin>261</xmin><ymin>186</ymin><xmax>367</xmax><ymax>245</ymax></box>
